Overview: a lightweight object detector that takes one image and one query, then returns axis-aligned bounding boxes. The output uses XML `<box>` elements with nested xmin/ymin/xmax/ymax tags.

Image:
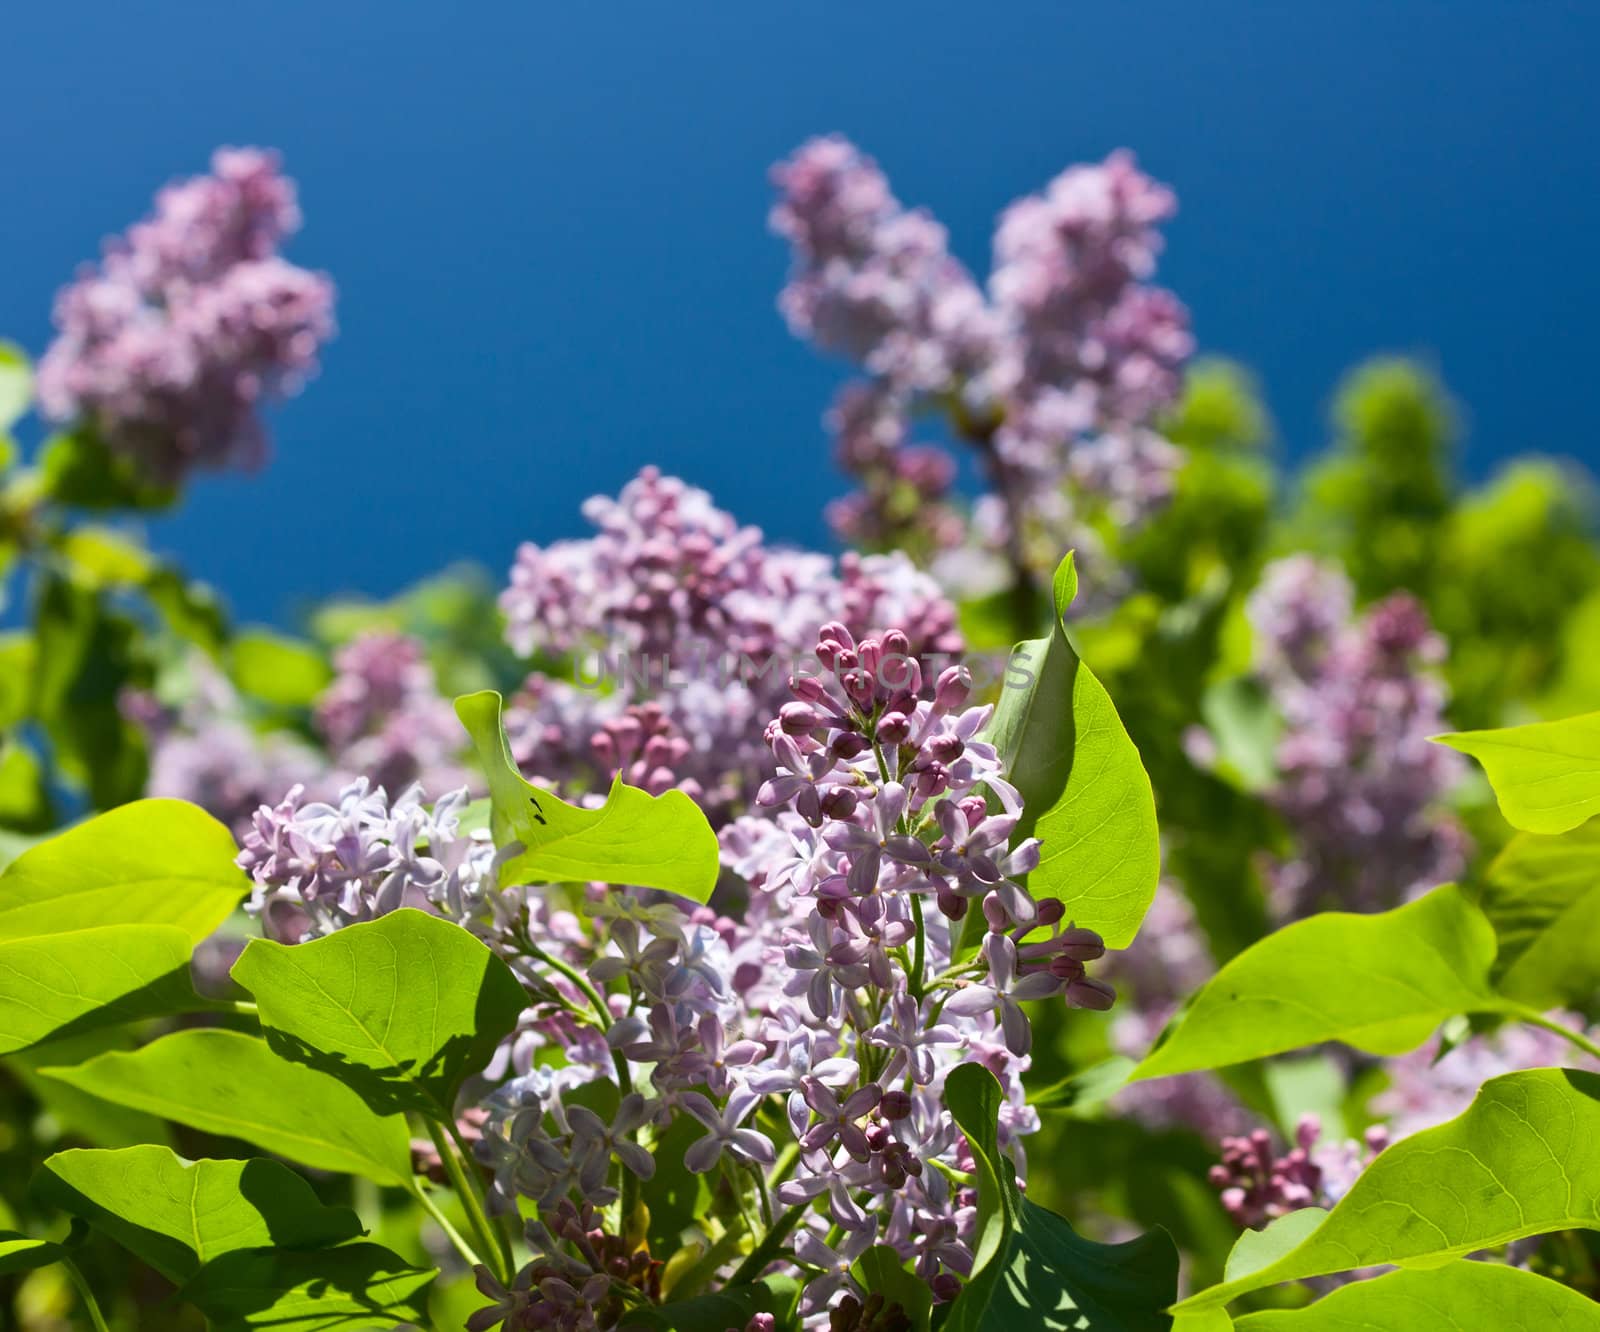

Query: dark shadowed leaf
<box><xmin>178</xmin><ymin>1242</ymin><xmax>436</xmax><ymax>1330</ymax></box>
<box><xmin>943</xmin><ymin>1063</ymin><xmax>1178</xmax><ymax>1331</ymax></box>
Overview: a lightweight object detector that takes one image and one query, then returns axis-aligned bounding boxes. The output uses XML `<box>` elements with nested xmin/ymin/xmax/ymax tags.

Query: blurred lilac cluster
<box><xmin>1246</xmin><ymin>556</ymin><xmax>1468</xmax><ymax>917</ymax></box>
<box><xmin>37</xmin><ymin>147</ymin><xmax>334</xmax><ymax>484</ymax></box>
<box><xmin>1211</xmin><ymin>1115</ymin><xmax>1387</xmax><ymax>1229</ymax></box>
<box><xmin>134</xmin><ymin>629</ymin><xmax>464</xmax><ymax>836</ymax></box>
<box><xmin>499</xmin><ymin>466</ymin><xmax>962</xmax><ymax>823</ymax></box>
<box><xmin>236</xmin><ymin>614</ymin><xmax>1121</xmax><ymax>1328</ymax></box>
<box><xmin>770</xmin><ymin>136</ymin><xmax>1190</xmax><ymax>583</ymax></box>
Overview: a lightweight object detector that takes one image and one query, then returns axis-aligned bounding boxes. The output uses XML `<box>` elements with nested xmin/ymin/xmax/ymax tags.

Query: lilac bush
<box><xmin>771</xmin><ymin>135</ymin><xmax>1191</xmax><ymax>595</ymax></box>
<box><xmin>1245</xmin><ymin>555</ymin><xmax>1469</xmax><ymax>918</ymax></box>
<box><xmin>36</xmin><ymin>147</ymin><xmax>334</xmax><ymax>484</ymax></box>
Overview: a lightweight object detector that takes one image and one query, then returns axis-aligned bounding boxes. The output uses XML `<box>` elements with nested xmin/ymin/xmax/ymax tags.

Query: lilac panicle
<box><xmin>1244</xmin><ymin>556</ymin><xmax>1469</xmax><ymax>916</ymax></box>
<box><xmin>770</xmin><ymin>135</ymin><xmax>1191</xmax><ymax>585</ymax></box>
<box><xmin>37</xmin><ymin>147</ymin><xmax>334</xmax><ymax>484</ymax></box>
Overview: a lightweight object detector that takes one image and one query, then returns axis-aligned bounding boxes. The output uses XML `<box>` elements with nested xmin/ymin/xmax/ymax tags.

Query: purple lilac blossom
<box><xmin>1245</xmin><ymin>556</ymin><xmax>1469</xmax><ymax>918</ymax></box>
<box><xmin>770</xmin><ymin>136</ymin><xmax>1191</xmax><ymax>586</ymax></box>
<box><xmin>1210</xmin><ymin>1116</ymin><xmax>1388</xmax><ymax>1229</ymax></box>
<box><xmin>498</xmin><ymin>467</ymin><xmax>963</xmax><ymax>825</ymax></box>
<box><xmin>37</xmin><ymin>148</ymin><xmax>334</xmax><ymax>484</ymax></box>
<box><xmin>238</xmin><ymin>614</ymin><xmax>1122</xmax><ymax>1328</ymax></box>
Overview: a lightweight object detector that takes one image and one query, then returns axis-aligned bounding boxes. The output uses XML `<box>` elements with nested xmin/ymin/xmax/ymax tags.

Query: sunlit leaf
<box><xmin>231</xmin><ymin>907</ymin><xmax>526</xmax><ymax>1118</ymax></box>
<box><xmin>1436</xmin><ymin>712</ymin><xmax>1600</xmax><ymax>834</ymax></box>
<box><xmin>0</xmin><ymin>799</ymin><xmax>246</xmax><ymax>943</ymax></box>
<box><xmin>1479</xmin><ymin>817</ymin><xmax>1600</xmax><ymax>1007</ymax></box>
<box><xmin>44</xmin><ymin>1028</ymin><xmax>413</xmax><ymax>1186</ymax></box>
<box><xmin>1177</xmin><ymin>1068</ymin><xmax>1600</xmax><ymax>1308</ymax></box>
<box><xmin>979</xmin><ymin>554</ymin><xmax>1159</xmax><ymax>948</ymax></box>
<box><xmin>1131</xmin><ymin>886</ymin><xmax>1508</xmax><ymax>1081</ymax></box>
<box><xmin>1231</xmin><ymin>1260</ymin><xmax>1600</xmax><ymax>1329</ymax></box>
<box><xmin>37</xmin><ymin>1146</ymin><xmax>363</xmax><ymax>1284</ymax></box>
<box><xmin>0</xmin><ymin>924</ymin><xmax>198</xmax><ymax>1054</ymax></box>
<box><xmin>456</xmin><ymin>689</ymin><xmax>719</xmax><ymax>902</ymax></box>
<box><xmin>230</xmin><ymin>629</ymin><xmax>332</xmax><ymax>708</ymax></box>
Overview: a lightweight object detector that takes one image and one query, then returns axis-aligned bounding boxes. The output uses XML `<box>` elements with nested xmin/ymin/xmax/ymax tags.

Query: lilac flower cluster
<box><xmin>132</xmin><ymin>630</ymin><xmax>465</xmax><ymax>838</ymax></box>
<box><xmin>235</xmin><ymin>613</ymin><xmax>1120</xmax><ymax>1329</ymax></box>
<box><xmin>499</xmin><ymin>467</ymin><xmax>963</xmax><ymax>824</ymax></box>
<box><xmin>1245</xmin><ymin>556</ymin><xmax>1469</xmax><ymax>917</ymax></box>
<box><xmin>37</xmin><ymin>148</ymin><xmax>335</xmax><ymax>484</ymax></box>
<box><xmin>770</xmin><ymin>136</ymin><xmax>1191</xmax><ymax>584</ymax></box>
<box><xmin>1210</xmin><ymin>1116</ymin><xmax>1388</xmax><ymax>1229</ymax></box>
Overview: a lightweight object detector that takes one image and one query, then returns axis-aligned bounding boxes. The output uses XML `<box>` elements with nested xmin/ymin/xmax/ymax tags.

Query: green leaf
<box><xmin>55</xmin><ymin>526</ymin><xmax>154</xmax><ymax>590</ymax></box>
<box><xmin>43</xmin><ymin>1028</ymin><xmax>413</xmax><ymax>1186</ymax></box>
<box><xmin>1221</xmin><ymin>1210</ymin><xmax>1327</xmax><ymax>1286</ymax></box>
<box><xmin>1198</xmin><ymin>677</ymin><xmax>1281</xmax><ymax>793</ymax></box>
<box><xmin>943</xmin><ymin>1063</ymin><xmax>1178</xmax><ymax>1331</ymax></box>
<box><xmin>0</xmin><ymin>924</ymin><xmax>199</xmax><ymax>1054</ymax></box>
<box><xmin>978</xmin><ymin>553</ymin><xmax>1159</xmax><ymax>948</ymax></box>
<box><xmin>177</xmin><ymin>1242</ymin><xmax>436</xmax><ymax>1330</ymax></box>
<box><xmin>1028</xmin><ymin>1055</ymin><xmax>1135</xmax><ymax>1112</ymax></box>
<box><xmin>0</xmin><ymin>799</ymin><xmax>247</xmax><ymax>943</ymax></box>
<box><xmin>36</xmin><ymin>1146</ymin><xmax>364</xmax><ymax>1284</ymax></box>
<box><xmin>619</xmin><ymin>1278</ymin><xmax>798</xmax><ymax>1331</ymax></box>
<box><xmin>231</xmin><ymin>907</ymin><xmax>527</xmax><ymax>1118</ymax></box>
<box><xmin>36</xmin><ymin>429</ymin><xmax>176</xmax><ymax>511</ymax></box>
<box><xmin>853</xmin><ymin>1244</ymin><xmax>933</xmax><ymax>1332</ymax></box>
<box><xmin>0</xmin><ymin>342</ymin><xmax>30</xmax><ymax>432</ymax></box>
<box><xmin>0</xmin><ymin>1232</ymin><xmax>64</xmax><ymax>1278</ymax></box>
<box><xmin>230</xmin><ymin>629</ymin><xmax>333</xmax><ymax>708</ymax></box>
<box><xmin>0</xmin><ymin>634</ymin><xmax>36</xmax><ymax>729</ymax></box>
<box><xmin>1178</xmin><ymin>1068</ymin><xmax>1600</xmax><ymax>1309</ymax></box>
<box><xmin>1130</xmin><ymin>886</ymin><xmax>1506</xmax><ymax>1081</ymax></box>
<box><xmin>1479</xmin><ymin>818</ymin><xmax>1600</xmax><ymax>1007</ymax></box>
<box><xmin>1231</xmin><ymin>1260</ymin><xmax>1600</xmax><ymax>1330</ymax></box>
<box><xmin>1436</xmin><ymin>712</ymin><xmax>1600</xmax><ymax>834</ymax></box>
<box><xmin>455</xmin><ymin>689</ymin><xmax>720</xmax><ymax>902</ymax></box>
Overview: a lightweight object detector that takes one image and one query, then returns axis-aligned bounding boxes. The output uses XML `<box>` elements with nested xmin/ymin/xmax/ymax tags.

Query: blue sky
<box><xmin>4</xmin><ymin>2</ymin><xmax>1597</xmax><ymax>624</ymax></box>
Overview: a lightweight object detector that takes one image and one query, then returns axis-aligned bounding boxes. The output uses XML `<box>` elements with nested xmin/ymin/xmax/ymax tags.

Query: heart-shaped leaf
<box><xmin>43</xmin><ymin>1028</ymin><xmax>414</xmax><ymax>1186</ymax></box>
<box><xmin>231</xmin><ymin>907</ymin><xmax>527</xmax><ymax>1118</ymax></box>
<box><xmin>36</xmin><ymin>1146</ymin><xmax>363</xmax><ymax>1284</ymax></box>
<box><xmin>1131</xmin><ymin>885</ymin><xmax>1508</xmax><ymax>1081</ymax></box>
<box><xmin>978</xmin><ymin>554</ymin><xmax>1159</xmax><ymax>949</ymax></box>
<box><xmin>456</xmin><ymin>690</ymin><xmax>720</xmax><ymax>902</ymax></box>
<box><xmin>1436</xmin><ymin>712</ymin><xmax>1600</xmax><ymax>834</ymax></box>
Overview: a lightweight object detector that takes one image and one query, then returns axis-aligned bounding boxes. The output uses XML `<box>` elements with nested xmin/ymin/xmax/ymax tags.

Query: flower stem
<box><xmin>410</xmin><ymin>1180</ymin><xmax>484</xmax><ymax>1270</ymax></box>
<box><xmin>60</xmin><ymin>1255</ymin><xmax>111</xmax><ymax>1332</ymax></box>
<box><xmin>909</xmin><ymin>893</ymin><xmax>928</xmax><ymax>1001</ymax></box>
<box><xmin>1512</xmin><ymin>1006</ymin><xmax>1600</xmax><ymax>1062</ymax></box>
<box><xmin>426</xmin><ymin>1118</ymin><xmax>510</xmax><ymax>1285</ymax></box>
<box><xmin>727</xmin><ymin>1201</ymin><xmax>809</xmax><ymax>1286</ymax></box>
